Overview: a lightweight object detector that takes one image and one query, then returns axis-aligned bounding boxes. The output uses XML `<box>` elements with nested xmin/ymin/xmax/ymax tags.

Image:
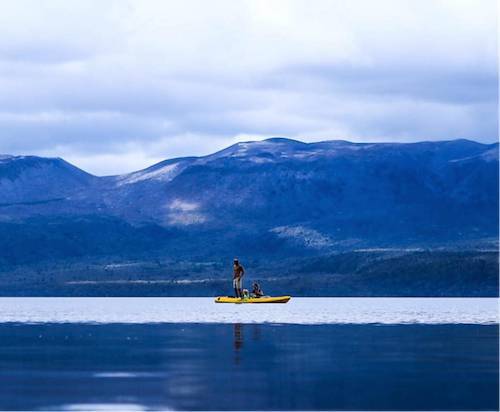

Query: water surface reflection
<box><xmin>0</xmin><ymin>323</ymin><xmax>497</xmax><ymax>410</ymax></box>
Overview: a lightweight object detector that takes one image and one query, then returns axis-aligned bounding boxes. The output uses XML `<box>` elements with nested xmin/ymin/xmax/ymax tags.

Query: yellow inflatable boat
<box><xmin>215</xmin><ymin>296</ymin><xmax>291</xmax><ymax>304</ymax></box>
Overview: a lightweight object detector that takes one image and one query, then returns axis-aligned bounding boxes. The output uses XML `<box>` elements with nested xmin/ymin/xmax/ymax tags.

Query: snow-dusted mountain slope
<box><xmin>0</xmin><ymin>155</ymin><xmax>96</xmax><ymax>205</ymax></box>
<box><xmin>0</xmin><ymin>138</ymin><xmax>498</xmax><ymax>254</ymax></box>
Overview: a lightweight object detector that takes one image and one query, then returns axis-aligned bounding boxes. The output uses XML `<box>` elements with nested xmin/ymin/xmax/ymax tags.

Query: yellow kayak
<box><xmin>215</xmin><ymin>296</ymin><xmax>291</xmax><ymax>304</ymax></box>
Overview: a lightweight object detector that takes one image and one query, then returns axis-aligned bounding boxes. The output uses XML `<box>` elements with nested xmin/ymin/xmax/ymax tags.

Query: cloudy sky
<box><xmin>0</xmin><ymin>0</ymin><xmax>497</xmax><ymax>175</ymax></box>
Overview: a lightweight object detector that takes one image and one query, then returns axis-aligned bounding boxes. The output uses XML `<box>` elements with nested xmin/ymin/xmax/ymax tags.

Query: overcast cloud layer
<box><xmin>0</xmin><ymin>0</ymin><xmax>497</xmax><ymax>175</ymax></box>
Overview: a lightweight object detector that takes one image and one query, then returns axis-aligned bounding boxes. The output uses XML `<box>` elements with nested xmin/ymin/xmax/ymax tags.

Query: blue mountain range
<box><xmin>0</xmin><ymin>138</ymin><xmax>498</xmax><ymax>296</ymax></box>
<box><xmin>1</xmin><ymin>138</ymin><xmax>498</xmax><ymax>250</ymax></box>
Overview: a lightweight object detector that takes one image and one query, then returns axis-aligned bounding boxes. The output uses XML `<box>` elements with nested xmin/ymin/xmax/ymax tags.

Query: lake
<box><xmin>0</xmin><ymin>298</ymin><xmax>498</xmax><ymax>411</ymax></box>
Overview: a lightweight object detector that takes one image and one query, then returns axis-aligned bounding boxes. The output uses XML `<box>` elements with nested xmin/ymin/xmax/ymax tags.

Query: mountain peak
<box><xmin>0</xmin><ymin>154</ymin><xmax>95</xmax><ymax>189</ymax></box>
<box><xmin>262</xmin><ymin>137</ymin><xmax>307</xmax><ymax>145</ymax></box>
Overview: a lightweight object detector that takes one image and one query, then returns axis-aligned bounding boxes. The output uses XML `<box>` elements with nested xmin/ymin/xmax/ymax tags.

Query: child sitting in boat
<box><xmin>251</xmin><ymin>281</ymin><xmax>264</xmax><ymax>298</ymax></box>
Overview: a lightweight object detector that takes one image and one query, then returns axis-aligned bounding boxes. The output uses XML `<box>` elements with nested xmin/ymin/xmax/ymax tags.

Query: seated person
<box><xmin>251</xmin><ymin>281</ymin><xmax>264</xmax><ymax>298</ymax></box>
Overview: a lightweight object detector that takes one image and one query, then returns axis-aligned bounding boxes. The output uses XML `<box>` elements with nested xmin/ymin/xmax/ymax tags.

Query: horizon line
<box><xmin>1</xmin><ymin>136</ymin><xmax>497</xmax><ymax>178</ymax></box>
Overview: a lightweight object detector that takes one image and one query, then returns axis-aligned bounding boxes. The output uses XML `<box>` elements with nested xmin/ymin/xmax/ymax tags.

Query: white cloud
<box><xmin>0</xmin><ymin>0</ymin><xmax>496</xmax><ymax>175</ymax></box>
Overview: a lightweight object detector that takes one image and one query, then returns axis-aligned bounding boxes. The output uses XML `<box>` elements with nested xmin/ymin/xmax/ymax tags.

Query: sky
<box><xmin>0</xmin><ymin>0</ymin><xmax>497</xmax><ymax>175</ymax></box>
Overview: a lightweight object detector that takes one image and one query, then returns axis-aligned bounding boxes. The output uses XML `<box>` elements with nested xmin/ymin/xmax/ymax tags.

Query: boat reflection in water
<box><xmin>232</xmin><ymin>323</ymin><xmax>263</xmax><ymax>365</ymax></box>
<box><xmin>234</xmin><ymin>323</ymin><xmax>243</xmax><ymax>363</ymax></box>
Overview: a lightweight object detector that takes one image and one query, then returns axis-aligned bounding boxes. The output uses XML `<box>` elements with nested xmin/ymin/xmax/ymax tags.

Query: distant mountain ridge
<box><xmin>0</xmin><ymin>138</ymin><xmax>498</xmax><ymax>296</ymax></box>
<box><xmin>0</xmin><ymin>155</ymin><xmax>95</xmax><ymax>206</ymax></box>
<box><xmin>0</xmin><ymin>138</ymin><xmax>498</xmax><ymax>261</ymax></box>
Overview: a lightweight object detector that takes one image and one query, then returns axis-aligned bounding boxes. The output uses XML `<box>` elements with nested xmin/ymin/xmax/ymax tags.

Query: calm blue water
<box><xmin>0</xmin><ymin>298</ymin><xmax>498</xmax><ymax>411</ymax></box>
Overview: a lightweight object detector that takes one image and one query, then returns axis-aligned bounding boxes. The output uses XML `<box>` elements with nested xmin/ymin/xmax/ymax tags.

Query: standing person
<box><xmin>233</xmin><ymin>258</ymin><xmax>245</xmax><ymax>298</ymax></box>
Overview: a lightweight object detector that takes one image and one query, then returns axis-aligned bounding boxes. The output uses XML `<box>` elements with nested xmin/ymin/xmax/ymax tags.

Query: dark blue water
<box><xmin>0</xmin><ymin>323</ymin><xmax>497</xmax><ymax>411</ymax></box>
